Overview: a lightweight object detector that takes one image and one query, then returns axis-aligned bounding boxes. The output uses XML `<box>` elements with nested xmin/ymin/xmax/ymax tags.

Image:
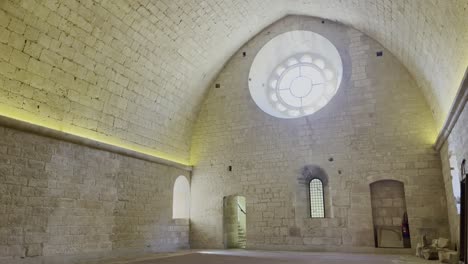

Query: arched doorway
<box><xmin>370</xmin><ymin>180</ymin><xmax>411</xmax><ymax>248</ymax></box>
<box><xmin>223</xmin><ymin>195</ymin><xmax>246</xmax><ymax>249</ymax></box>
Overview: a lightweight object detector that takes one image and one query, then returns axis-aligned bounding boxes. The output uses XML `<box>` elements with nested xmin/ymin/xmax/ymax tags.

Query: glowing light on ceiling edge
<box><xmin>0</xmin><ymin>105</ymin><xmax>190</xmax><ymax>166</ymax></box>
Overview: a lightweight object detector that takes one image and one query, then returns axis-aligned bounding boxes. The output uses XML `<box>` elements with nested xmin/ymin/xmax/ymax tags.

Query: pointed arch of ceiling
<box><xmin>1</xmin><ymin>0</ymin><xmax>466</xmax><ymax>165</ymax></box>
<box><xmin>193</xmin><ymin>0</ymin><xmax>468</xmax><ymax>134</ymax></box>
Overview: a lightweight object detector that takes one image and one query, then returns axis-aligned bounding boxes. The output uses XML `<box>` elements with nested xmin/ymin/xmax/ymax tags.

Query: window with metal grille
<box><xmin>309</xmin><ymin>178</ymin><xmax>325</xmax><ymax>218</ymax></box>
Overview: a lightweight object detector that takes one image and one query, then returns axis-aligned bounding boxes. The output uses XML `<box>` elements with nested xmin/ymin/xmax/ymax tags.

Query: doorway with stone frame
<box><xmin>223</xmin><ymin>195</ymin><xmax>247</xmax><ymax>249</ymax></box>
<box><xmin>370</xmin><ymin>180</ymin><xmax>411</xmax><ymax>248</ymax></box>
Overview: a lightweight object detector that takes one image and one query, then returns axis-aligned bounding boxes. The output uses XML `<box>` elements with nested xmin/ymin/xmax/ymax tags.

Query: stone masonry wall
<box><xmin>0</xmin><ymin>0</ymin><xmax>467</xmax><ymax>164</ymax></box>
<box><xmin>0</xmin><ymin>125</ymin><xmax>189</xmax><ymax>259</ymax></box>
<box><xmin>0</xmin><ymin>0</ymin><xmax>214</xmax><ymax>163</ymax></box>
<box><xmin>190</xmin><ymin>16</ymin><xmax>449</xmax><ymax>251</ymax></box>
<box><xmin>370</xmin><ymin>180</ymin><xmax>407</xmax><ymax>227</ymax></box>
<box><xmin>440</xmin><ymin>103</ymin><xmax>468</xmax><ymax>248</ymax></box>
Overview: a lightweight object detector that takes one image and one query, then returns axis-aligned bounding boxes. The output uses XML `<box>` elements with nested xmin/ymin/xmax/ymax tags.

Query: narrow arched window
<box><xmin>309</xmin><ymin>178</ymin><xmax>325</xmax><ymax>218</ymax></box>
<box><xmin>173</xmin><ymin>176</ymin><xmax>190</xmax><ymax>219</ymax></box>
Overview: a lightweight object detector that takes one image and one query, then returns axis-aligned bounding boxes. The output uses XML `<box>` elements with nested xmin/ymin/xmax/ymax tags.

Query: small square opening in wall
<box><xmin>376</xmin><ymin>51</ymin><xmax>383</xmax><ymax>57</ymax></box>
<box><xmin>215</xmin><ymin>83</ymin><xmax>220</xmax><ymax>88</ymax></box>
<box><xmin>242</xmin><ymin>52</ymin><xmax>246</xmax><ymax>57</ymax></box>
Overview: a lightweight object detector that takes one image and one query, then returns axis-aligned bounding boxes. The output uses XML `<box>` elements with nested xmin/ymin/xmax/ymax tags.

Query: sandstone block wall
<box><xmin>0</xmin><ymin>0</ymin><xmax>213</xmax><ymax>163</ymax></box>
<box><xmin>190</xmin><ymin>16</ymin><xmax>449</xmax><ymax>251</ymax></box>
<box><xmin>370</xmin><ymin>180</ymin><xmax>407</xmax><ymax>227</ymax></box>
<box><xmin>440</xmin><ymin>102</ymin><xmax>468</xmax><ymax>248</ymax></box>
<box><xmin>0</xmin><ymin>125</ymin><xmax>189</xmax><ymax>259</ymax></box>
<box><xmin>1</xmin><ymin>0</ymin><xmax>466</xmax><ymax>147</ymax></box>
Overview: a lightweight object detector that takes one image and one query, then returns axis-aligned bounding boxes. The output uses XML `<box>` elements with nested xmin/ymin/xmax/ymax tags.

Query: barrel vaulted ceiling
<box><xmin>0</xmin><ymin>0</ymin><xmax>467</xmax><ymax>164</ymax></box>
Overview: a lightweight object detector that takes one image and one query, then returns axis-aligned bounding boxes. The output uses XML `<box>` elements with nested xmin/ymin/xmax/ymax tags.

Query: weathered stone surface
<box><xmin>438</xmin><ymin>250</ymin><xmax>458</xmax><ymax>264</ymax></box>
<box><xmin>190</xmin><ymin>16</ymin><xmax>450</xmax><ymax>250</ymax></box>
<box><xmin>0</xmin><ymin>126</ymin><xmax>190</xmax><ymax>258</ymax></box>
<box><xmin>436</xmin><ymin>238</ymin><xmax>450</xmax><ymax>248</ymax></box>
<box><xmin>422</xmin><ymin>248</ymin><xmax>438</xmax><ymax>260</ymax></box>
<box><xmin>0</xmin><ymin>0</ymin><xmax>463</xmax><ymax>259</ymax></box>
<box><xmin>0</xmin><ymin>0</ymin><xmax>467</xmax><ymax>164</ymax></box>
<box><xmin>440</xmin><ymin>102</ymin><xmax>468</xmax><ymax>250</ymax></box>
<box><xmin>370</xmin><ymin>181</ymin><xmax>407</xmax><ymax>231</ymax></box>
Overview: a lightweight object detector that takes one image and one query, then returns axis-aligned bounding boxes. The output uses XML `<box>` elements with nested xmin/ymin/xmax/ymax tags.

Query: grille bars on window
<box><xmin>309</xmin><ymin>178</ymin><xmax>325</xmax><ymax>218</ymax></box>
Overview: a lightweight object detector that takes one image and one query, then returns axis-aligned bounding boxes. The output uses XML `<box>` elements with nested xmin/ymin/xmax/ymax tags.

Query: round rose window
<box><xmin>248</xmin><ymin>31</ymin><xmax>343</xmax><ymax>119</ymax></box>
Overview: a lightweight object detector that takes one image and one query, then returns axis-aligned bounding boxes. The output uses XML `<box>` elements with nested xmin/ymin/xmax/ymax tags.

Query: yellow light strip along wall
<box><xmin>0</xmin><ymin>104</ymin><xmax>191</xmax><ymax>166</ymax></box>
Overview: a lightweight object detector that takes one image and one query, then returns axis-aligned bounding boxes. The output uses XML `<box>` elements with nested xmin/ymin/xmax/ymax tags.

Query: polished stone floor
<box><xmin>4</xmin><ymin>250</ymin><xmax>435</xmax><ymax>264</ymax></box>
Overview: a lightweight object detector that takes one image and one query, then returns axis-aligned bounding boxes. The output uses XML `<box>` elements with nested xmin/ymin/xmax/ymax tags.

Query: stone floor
<box><xmin>0</xmin><ymin>250</ymin><xmax>439</xmax><ymax>264</ymax></box>
<box><xmin>4</xmin><ymin>250</ymin><xmax>436</xmax><ymax>264</ymax></box>
<box><xmin>129</xmin><ymin>251</ymin><xmax>434</xmax><ymax>264</ymax></box>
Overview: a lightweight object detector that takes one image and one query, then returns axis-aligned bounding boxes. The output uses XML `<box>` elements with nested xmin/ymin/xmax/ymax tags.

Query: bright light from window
<box><xmin>310</xmin><ymin>179</ymin><xmax>325</xmax><ymax>218</ymax></box>
<box><xmin>268</xmin><ymin>54</ymin><xmax>338</xmax><ymax>117</ymax></box>
<box><xmin>249</xmin><ymin>31</ymin><xmax>343</xmax><ymax>119</ymax></box>
<box><xmin>173</xmin><ymin>176</ymin><xmax>190</xmax><ymax>219</ymax></box>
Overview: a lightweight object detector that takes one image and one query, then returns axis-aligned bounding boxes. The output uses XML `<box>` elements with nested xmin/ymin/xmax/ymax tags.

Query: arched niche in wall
<box><xmin>295</xmin><ymin>165</ymin><xmax>332</xmax><ymax>219</ymax></box>
<box><xmin>173</xmin><ymin>175</ymin><xmax>190</xmax><ymax>219</ymax></box>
